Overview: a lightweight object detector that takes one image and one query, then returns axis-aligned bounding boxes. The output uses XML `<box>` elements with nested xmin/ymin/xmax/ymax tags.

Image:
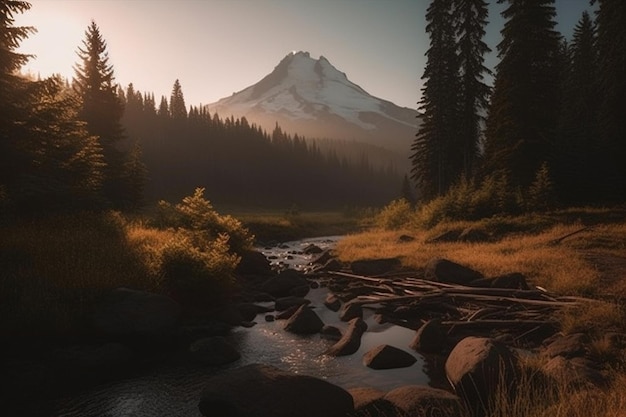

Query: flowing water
<box><xmin>54</xmin><ymin>237</ymin><xmax>430</xmax><ymax>417</ymax></box>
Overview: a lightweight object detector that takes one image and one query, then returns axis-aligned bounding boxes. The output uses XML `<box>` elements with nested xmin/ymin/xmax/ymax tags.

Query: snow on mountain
<box><xmin>208</xmin><ymin>51</ymin><xmax>419</xmax><ymax>154</ymax></box>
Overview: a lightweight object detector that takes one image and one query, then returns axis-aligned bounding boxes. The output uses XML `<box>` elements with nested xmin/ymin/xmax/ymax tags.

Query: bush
<box><xmin>375</xmin><ymin>199</ymin><xmax>414</xmax><ymax>230</ymax></box>
<box><xmin>154</xmin><ymin>187</ymin><xmax>254</xmax><ymax>252</ymax></box>
<box><xmin>160</xmin><ymin>231</ymin><xmax>239</xmax><ymax>305</ymax></box>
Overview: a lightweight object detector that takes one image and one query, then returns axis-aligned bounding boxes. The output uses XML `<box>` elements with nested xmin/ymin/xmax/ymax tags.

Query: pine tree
<box><xmin>555</xmin><ymin>11</ymin><xmax>599</xmax><ymax>202</ymax></box>
<box><xmin>453</xmin><ymin>0</ymin><xmax>491</xmax><ymax>179</ymax></box>
<box><xmin>169</xmin><ymin>79</ymin><xmax>187</xmax><ymax>120</ymax></box>
<box><xmin>483</xmin><ymin>0</ymin><xmax>561</xmax><ymax>189</ymax></box>
<box><xmin>0</xmin><ymin>0</ymin><xmax>35</xmax><ymax>193</ymax></box>
<box><xmin>410</xmin><ymin>0</ymin><xmax>460</xmax><ymax>201</ymax></box>
<box><xmin>594</xmin><ymin>0</ymin><xmax>626</xmax><ymax>201</ymax></box>
<box><xmin>73</xmin><ymin>20</ymin><xmax>127</xmax><ymax>207</ymax></box>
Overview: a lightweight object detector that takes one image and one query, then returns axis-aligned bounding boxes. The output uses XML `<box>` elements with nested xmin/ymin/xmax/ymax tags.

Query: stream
<box><xmin>54</xmin><ymin>237</ymin><xmax>430</xmax><ymax>417</ymax></box>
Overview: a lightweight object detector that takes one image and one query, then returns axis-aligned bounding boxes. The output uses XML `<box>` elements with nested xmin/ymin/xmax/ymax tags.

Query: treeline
<box><xmin>120</xmin><ymin>81</ymin><xmax>401</xmax><ymax>208</ymax></box>
<box><xmin>412</xmin><ymin>0</ymin><xmax>626</xmax><ymax>207</ymax></box>
<box><xmin>1</xmin><ymin>2</ymin><xmax>401</xmax><ymax>217</ymax></box>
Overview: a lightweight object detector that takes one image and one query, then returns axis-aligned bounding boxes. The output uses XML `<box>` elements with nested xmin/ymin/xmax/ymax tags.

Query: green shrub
<box><xmin>154</xmin><ymin>187</ymin><xmax>254</xmax><ymax>252</ymax></box>
<box><xmin>375</xmin><ymin>199</ymin><xmax>415</xmax><ymax>230</ymax></box>
<box><xmin>160</xmin><ymin>231</ymin><xmax>240</xmax><ymax>305</ymax></box>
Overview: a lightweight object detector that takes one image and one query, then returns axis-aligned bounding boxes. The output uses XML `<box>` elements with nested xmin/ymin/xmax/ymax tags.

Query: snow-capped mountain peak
<box><xmin>208</xmin><ymin>51</ymin><xmax>418</xmax><ymax>152</ymax></box>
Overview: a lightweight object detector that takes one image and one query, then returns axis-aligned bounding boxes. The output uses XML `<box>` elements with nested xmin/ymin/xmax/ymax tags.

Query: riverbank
<box><xmin>333</xmin><ymin>207</ymin><xmax>626</xmax><ymax>417</ymax></box>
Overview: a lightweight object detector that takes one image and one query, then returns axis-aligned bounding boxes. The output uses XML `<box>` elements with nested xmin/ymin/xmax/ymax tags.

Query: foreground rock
<box><xmin>425</xmin><ymin>258</ymin><xmax>483</xmax><ymax>285</ymax></box>
<box><xmin>350</xmin><ymin>258</ymin><xmax>402</xmax><ymax>276</ymax></box>
<box><xmin>326</xmin><ymin>318</ymin><xmax>368</xmax><ymax>356</ymax></box>
<box><xmin>198</xmin><ymin>364</ymin><xmax>353</xmax><ymax>417</ymax></box>
<box><xmin>92</xmin><ymin>288</ymin><xmax>181</xmax><ymax>341</ymax></box>
<box><xmin>189</xmin><ymin>336</ymin><xmax>241</xmax><ymax>366</ymax></box>
<box><xmin>384</xmin><ymin>385</ymin><xmax>467</xmax><ymax>417</ymax></box>
<box><xmin>363</xmin><ymin>345</ymin><xmax>417</xmax><ymax>370</ymax></box>
<box><xmin>410</xmin><ymin>318</ymin><xmax>447</xmax><ymax>354</ymax></box>
<box><xmin>283</xmin><ymin>305</ymin><xmax>324</xmax><ymax>334</ymax></box>
<box><xmin>349</xmin><ymin>387</ymin><xmax>399</xmax><ymax>417</ymax></box>
<box><xmin>261</xmin><ymin>270</ymin><xmax>308</xmax><ymax>297</ymax></box>
<box><xmin>445</xmin><ymin>337</ymin><xmax>518</xmax><ymax>417</ymax></box>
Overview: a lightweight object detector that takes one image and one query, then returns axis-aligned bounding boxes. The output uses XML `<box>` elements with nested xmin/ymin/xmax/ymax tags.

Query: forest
<box><xmin>411</xmin><ymin>0</ymin><xmax>625</xmax><ymax>214</ymax></box>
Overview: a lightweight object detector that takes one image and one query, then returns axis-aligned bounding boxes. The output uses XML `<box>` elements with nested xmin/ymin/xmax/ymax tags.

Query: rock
<box><xmin>321</xmin><ymin>258</ymin><xmax>342</xmax><ymax>272</ymax></box>
<box><xmin>289</xmin><ymin>284</ymin><xmax>310</xmax><ymax>297</ymax></box>
<box><xmin>198</xmin><ymin>364</ymin><xmax>353</xmax><ymax>417</ymax></box>
<box><xmin>489</xmin><ymin>272</ymin><xmax>530</xmax><ymax>290</ymax></box>
<box><xmin>339</xmin><ymin>302</ymin><xmax>363</xmax><ymax>322</ymax></box>
<box><xmin>384</xmin><ymin>385</ymin><xmax>466</xmax><ymax>417</ymax></box>
<box><xmin>236</xmin><ymin>249</ymin><xmax>273</xmax><ymax>276</ymax></box>
<box><xmin>275</xmin><ymin>296</ymin><xmax>310</xmax><ymax>311</ymax></box>
<box><xmin>350</xmin><ymin>258</ymin><xmax>401</xmax><ymax>276</ymax></box>
<box><xmin>261</xmin><ymin>270</ymin><xmax>308</xmax><ymax>297</ymax></box>
<box><xmin>320</xmin><ymin>325</ymin><xmax>343</xmax><ymax>341</ymax></box>
<box><xmin>218</xmin><ymin>305</ymin><xmax>245</xmax><ymax>326</ymax></box>
<box><xmin>349</xmin><ymin>387</ymin><xmax>399</xmax><ymax>417</ymax></box>
<box><xmin>445</xmin><ymin>337</ymin><xmax>518</xmax><ymax>417</ymax></box>
<box><xmin>275</xmin><ymin>305</ymin><xmax>300</xmax><ymax>320</ymax></box>
<box><xmin>265</xmin><ymin>314</ymin><xmax>275</xmax><ymax>322</ymax></box>
<box><xmin>283</xmin><ymin>305</ymin><xmax>324</xmax><ymax>334</ymax></box>
<box><xmin>237</xmin><ymin>303</ymin><xmax>261</xmax><ymax>322</ymax></box>
<box><xmin>543</xmin><ymin>356</ymin><xmax>608</xmax><ymax>388</ymax></box>
<box><xmin>311</xmin><ymin>250</ymin><xmax>333</xmax><ymax>266</ymax></box>
<box><xmin>410</xmin><ymin>318</ymin><xmax>446</xmax><ymax>354</ymax></box>
<box><xmin>189</xmin><ymin>336</ymin><xmax>241</xmax><ymax>366</ymax></box>
<box><xmin>425</xmin><ymin>258</ymin><xmax>483</xmax><ymax>285</ymax></box>
<box><xmin>326</xmin><ymin>318</ymin><xmax>368</xmax><ymax>356</ymax></box>
<box><xmin>427</xmin><ymin>230</ymin><xmax>461</xmax><ymax>243</ymax></box>
<box><xmin>363</xmin><ymin>345</ymin><xmax>417</xmax><ymax>370</ymax></box>
<box><xmin>398</xmin><ymin>234</ymin><xmax>415</xmax><ymax>243</ymax></box>
<box><xmin>92</xmin><ymin>288</ymin><xmax>181</xmax><ymax>340</ymax></box>
<box><xmin>543</xmin><ymin>333</ymin><xmax>590</xmax><ymax>359</ymax></box>
<box><xmin>253</xmin><ymin>292</ymin><xmax>275</xmax><ymax>302</ymax></box>
<box><xmin>303</xmin><ymin>244</ymin><xmax>324</xmax><ymax>254</ymax></box>
<box><xmin>324</xmin><ymin>293</ymin><xmax>341</xmax><ymax>312</ymax></box>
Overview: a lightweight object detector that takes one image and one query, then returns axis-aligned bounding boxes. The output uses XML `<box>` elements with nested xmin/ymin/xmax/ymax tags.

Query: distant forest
<box><xmin>120</xmin><ymin>81</ymin><xmax>401</xmax><ymax>208</ymax></box>
<box><xmin>1</xmin><ymin>3</ymin><xmax>401</xmax><ymax>216</ymax></box>
<box><xmin>411</xmin><ymin>0</ymin><xmax>626</xmax><ymax>206</ymax></box>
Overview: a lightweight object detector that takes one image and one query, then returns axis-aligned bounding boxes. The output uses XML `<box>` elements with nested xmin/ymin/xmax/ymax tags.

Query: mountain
<box><xmin>208</xmin><ymin>51</ymin><xmax>419</xmax><ymax>155</ymax></box>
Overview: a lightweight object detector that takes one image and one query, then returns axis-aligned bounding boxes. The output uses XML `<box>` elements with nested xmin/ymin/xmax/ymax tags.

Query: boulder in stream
<box><xmin>198</xmin><ymin>364</ymin><xmax>354</xmax><ymax>417</ymax></box>
<box><xmin>363</xmin><ymin>344</ymin><xmax>417</xmax><ymax>370</ymax></box>
<box><xmin>326</xmin><ymin>317</ymin><xmax>368</xmax><ymax>356</ymax></box>
<box><xmin>283</xmin><ymin>305</ymin><xmax>324</xmax><ymax>334</ymax></box>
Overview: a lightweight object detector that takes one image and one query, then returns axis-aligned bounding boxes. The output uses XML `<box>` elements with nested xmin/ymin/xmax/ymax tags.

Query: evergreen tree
<box><xmin>0</xmin><ymin>0</ymin><xmax>35</xmax><ymax>193</ymax></box>
<box><xmin>555</xmin><ymin>11</ymin><xmax>600</xmax><ymax>202</ymax></box>
<box><xmin>594</xmin><ymin>0</ymin><xmax>626</xmax><ymax>201</ymax></box>
<box><xmin>483</xmin><ymin>0</ymin><xmax>561</xmax><ymax>189</ymax></box>
<box><xmin>410</xmin><ymin>0</ymin><xmax>460</xmax><ymax>200</ymax></box>
<box><xmin>73</xmin><ymin>20</ymin><xmax>127</xmax><ymax>206</ymax></box>
<box><xmin>169</xmin><ymin>79</ymin><xmax>187</xmax><ymax>120</ymax></box>
<box><xmin>157</xmin><ymin>95</ymin><xmax>169</xmax><ymax>118</ymax></box>
<box><xmin>453</xmin><ymin>0</ymin><xmax>491</xmax><ymax>179</ymax></box>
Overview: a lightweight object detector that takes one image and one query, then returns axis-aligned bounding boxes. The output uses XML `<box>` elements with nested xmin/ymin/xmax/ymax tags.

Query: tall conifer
<box><xmin>594</xmin><ymin>0</ymin><xmax>626</xmax><ymax>200</ymax></box>
<box><xmin>453</xmin><ymin>0</ymin><xmax>491</xmax><ymax>179</ymax></box>
<box><xmin>410</xmin><ymin>0</ymin><xmax>460</xmax><ymax>200</ymax></box>
<box><xmin>73</xmin><ymin>20</ymin><xmax>127</xmax><ymax>206</ymax></box>
<box><xmin>483</xmin><ymin>0</ymin><xmax>561</xmax><ymax>188</ymax></box>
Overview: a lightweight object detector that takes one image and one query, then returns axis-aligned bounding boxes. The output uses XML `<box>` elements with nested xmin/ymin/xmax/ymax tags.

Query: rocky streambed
<box><xmin>5</xmin><ymin>236</ymin><xmax>621</xmax><ymax>417</ymax></box>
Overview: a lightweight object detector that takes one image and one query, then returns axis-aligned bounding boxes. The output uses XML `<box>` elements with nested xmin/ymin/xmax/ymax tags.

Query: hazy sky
<box><xmin>15</xmin><ymin>0</ymin><xmax>596</xmax><ymax>110</ymax></box>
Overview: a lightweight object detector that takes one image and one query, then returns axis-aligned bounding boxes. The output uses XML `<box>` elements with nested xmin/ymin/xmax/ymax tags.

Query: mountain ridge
<box><xmin>207</xmin><ymin>51</ymin><xmax>419</xmax><ymax>154</ymax></box>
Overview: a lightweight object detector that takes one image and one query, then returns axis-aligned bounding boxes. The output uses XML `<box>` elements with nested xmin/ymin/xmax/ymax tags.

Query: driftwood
<box><xmin>549</xmin><ymin>226</ymin><xmax>593</xmax><ymax>245</ymax></box>
<box><xmin>325</xmin><ymin>267</ymin><xmax>597</xmax><ymax>346</ymax></box>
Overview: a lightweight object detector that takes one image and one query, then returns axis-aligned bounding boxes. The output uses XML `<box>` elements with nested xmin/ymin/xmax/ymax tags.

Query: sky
<box><xmin>14</xmin><ymin>0</ymin><xmax>597</xmax><ymax>110</ymax></box>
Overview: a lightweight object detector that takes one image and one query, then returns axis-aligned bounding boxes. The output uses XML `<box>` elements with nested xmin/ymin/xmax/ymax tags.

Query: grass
<box><xmin>234</xmin><ymin>208</ymin><xmax>371</xmax><ymax>242</ymax></box>
<box><xmin>336</xmin><ymin>206</ymin><xmax>626</xmax><ymax>417</ymax></box>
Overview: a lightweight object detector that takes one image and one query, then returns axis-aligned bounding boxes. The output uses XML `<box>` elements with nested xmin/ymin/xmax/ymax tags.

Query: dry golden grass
<box><xmin>337</xmin><ymin>220</ymin><xmax>625</xmax><ymax>297</ymax></box>
<box><xmin>337</xmin><ymin>210</ymin><xmax>626</xmax><ymax>417</ymax></box>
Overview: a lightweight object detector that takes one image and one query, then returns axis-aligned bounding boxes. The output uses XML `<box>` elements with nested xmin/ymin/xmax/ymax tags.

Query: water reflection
<box><xmin>55</xmin><ymin>236</ymin><xmax>432</xmax><ymax>416</ymax></box>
